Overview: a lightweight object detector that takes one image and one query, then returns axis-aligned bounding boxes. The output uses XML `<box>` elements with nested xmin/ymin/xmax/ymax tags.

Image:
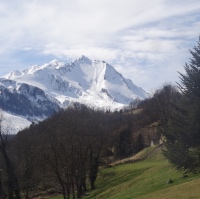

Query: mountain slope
<box><xmin>0</xmin><ymin>55</ymin><xmax>149</xmax><ymax>133</ymax></box>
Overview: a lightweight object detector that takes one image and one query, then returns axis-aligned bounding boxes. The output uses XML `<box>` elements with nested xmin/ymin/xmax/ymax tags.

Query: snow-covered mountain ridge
<box><xmin>0</xmin><ymin>55</ymin><xmax>149</xmax><ymax>133</ymax></box>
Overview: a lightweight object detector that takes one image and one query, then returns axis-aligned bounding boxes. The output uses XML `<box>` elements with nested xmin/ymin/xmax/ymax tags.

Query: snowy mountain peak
<box><xmin>4</xmin><ymin>70</ymin><xmax>22</xmax><ymax>79</ymax></box>
<box><xmin>22</xmin><ymin>64</ymin><xmax>39</xmax><ymax>75</ymax></box>
<box><xmin>78</xmin><ymin>55</ymin><xmax>90</xmax><ymax>61</ymax></box>
<box><xmin>73</xmin><ymin>55</ymin><xmax>92</xmax><ymax>65</ymax></box>
<box><xmin>0</xmin><ymin>56</ymin><xmax>149</xmax><ymax>133</ymax></box>
<box><xmin>46</xmin><ymin>60</ymin><xmax>64</xmax><ymax>69</ymax></box>
<box><xmin>2</xmin><ymin>56</ymin><xmax>149</xmax><ymax>106</ymax></box>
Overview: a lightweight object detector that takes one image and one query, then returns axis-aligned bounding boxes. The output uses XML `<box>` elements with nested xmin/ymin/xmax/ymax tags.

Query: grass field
<box><xmin>49</xmin><ymin>145</ymin><xmax>200</xmax><ymax>199</ymax></box>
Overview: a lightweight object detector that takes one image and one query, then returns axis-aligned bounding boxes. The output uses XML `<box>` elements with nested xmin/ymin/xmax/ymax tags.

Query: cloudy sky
<box><xmin>0</xmin><ymin>0</ymin><xmax>200</xmax><ymax>92</ymax></box>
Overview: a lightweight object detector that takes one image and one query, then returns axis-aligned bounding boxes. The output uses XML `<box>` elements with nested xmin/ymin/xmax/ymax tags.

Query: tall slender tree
<box><xmin>163</xmin><ymin>36</ymin><xmax>200</xmax><ymax>173</ymax></box>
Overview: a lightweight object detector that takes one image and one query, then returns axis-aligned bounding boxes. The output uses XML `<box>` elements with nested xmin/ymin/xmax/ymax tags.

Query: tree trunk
<box><xmin>71</xmin><ymin>181</ymin><xmax>75</xmax><ymax>199</ymax></box>
<box><xmin>89</xmin><ymin>152</ymin><xmax>99</xmax><ymax>190</ymax></box>
<box><xmin>0</xmin><ymin>170</ymin><xmax>2</xmax><ymax>198</ymax></box>
<box><xmin>0</xmin><ymin>135</ymin><xmax>21</xmax><ymax>199</ymax></box>
<box><xmin>66</xmin><ymin>184</ymin><xmax>70</xmax><ymax>199</ymax></box>
<box><xmin>81</xmin><ymin>176</ymin><xmax>87</xmax><ymax>194</ymax></box>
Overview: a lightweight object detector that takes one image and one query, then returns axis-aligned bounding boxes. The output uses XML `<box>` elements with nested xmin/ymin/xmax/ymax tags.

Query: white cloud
<box><xmin>0</xmin><ymin>0</ymin><xmax>200</xmax><ymax>91</ymax></box>
<box><xmin>43</xmin><ymin>44</ymin><xmax>121</xmax><ymax>62</ymax></box>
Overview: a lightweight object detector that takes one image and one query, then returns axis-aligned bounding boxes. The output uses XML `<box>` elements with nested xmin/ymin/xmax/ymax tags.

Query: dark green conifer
<box><xmin>163</xmin><ymin>36</ymin><xmax>200</xmax><ymax>173</ymax></box>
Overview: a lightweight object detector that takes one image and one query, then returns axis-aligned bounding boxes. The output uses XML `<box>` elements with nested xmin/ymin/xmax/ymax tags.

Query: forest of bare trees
<box><xmin>0</xmin><ymin>104</ymin><xmax>147</xmax><ymax>199</ymax></box>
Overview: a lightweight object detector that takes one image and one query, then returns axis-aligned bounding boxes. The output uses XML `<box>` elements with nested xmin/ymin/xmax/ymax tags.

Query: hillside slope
<box><xmin>82</xmin><ymin>146</ymin><xmax>200</xmax><ymax>199</ymax></box>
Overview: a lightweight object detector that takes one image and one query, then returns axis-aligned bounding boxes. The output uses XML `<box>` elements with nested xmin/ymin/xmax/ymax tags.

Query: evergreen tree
<box><xmin>163</xmin><ymin>36</ymin><xmax>200</xmax><ymax>173</ymax></box>
<box><xmin>116</xmin><ymin>125</ymin><xmax>133</xmax><ymax>158</ymax></box>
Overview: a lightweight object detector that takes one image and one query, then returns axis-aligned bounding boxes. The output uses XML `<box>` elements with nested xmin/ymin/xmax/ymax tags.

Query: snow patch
<box><xmin>1</xmin><ymin>111</ymin><xmax>31</xmax><ymax>134</ymax></box>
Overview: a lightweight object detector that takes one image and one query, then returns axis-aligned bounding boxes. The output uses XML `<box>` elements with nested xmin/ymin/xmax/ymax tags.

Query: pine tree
<box><xmin>163</xmin><ymin>36</ymin><xmax>200</xmax><ymax>173</ymax></box>
<box><xmin>179</xmin><ymin>36</ymin><xmax>200</xmax><ymax>147</ymax></box>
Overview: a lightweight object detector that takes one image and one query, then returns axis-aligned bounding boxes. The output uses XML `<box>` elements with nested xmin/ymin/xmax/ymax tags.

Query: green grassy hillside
<box><xmin>49</xmin><ymin>145</ymin><xmax>200</xmax><ymax>199</ymax></box>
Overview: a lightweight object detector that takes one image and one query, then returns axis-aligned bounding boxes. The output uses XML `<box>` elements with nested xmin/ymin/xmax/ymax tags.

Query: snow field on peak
<box><xmin>2</xmin><ymin>55</ymin><xmax>149</xmax><ymax>110</ymax></box>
